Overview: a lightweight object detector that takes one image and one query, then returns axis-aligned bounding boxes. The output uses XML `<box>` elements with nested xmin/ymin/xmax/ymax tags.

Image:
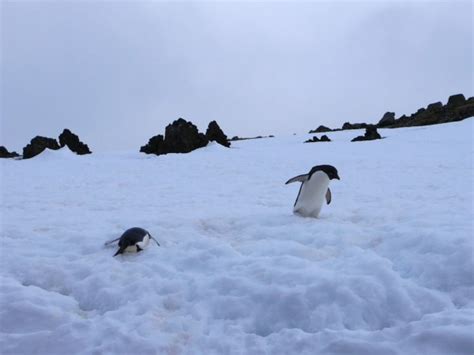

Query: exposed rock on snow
<box><xmin>309</xmin><ymin>125</ymin><xmax>332</xmax><ymax>133</ymax></box>
<box><xmin>311</xmin><ymin>93</ymin><xmax>473</xmax><ymax>133</ymax></box>
<box><xmin>22</xmin><ymin>136</ymin><xmax>61</xmax><ymax>159</ymax></box>
<box><xmin>351</xmin><ymin>125</ymin><xmax>382</xmax><ymax>142</ymax></box>
<box><xmin>140</xmin><ymin>134</ymin><xmax>166</xmax><ymax>155</ymax></box>
<box><xmin>21</xmin><ymin>130</ymin><xmax>92</xmax><ymax>159</ymax></box>
<box><xmin>164</xmin><ymin>118</ymin><xmax>208</xmax><ymax>153</ymax></box>
<box><xmin>304</xmin><ymin>135</ymin><xmax>331</xmax><ymax>143</ymax></box>
<box><xmin>141</xmin><ymin>118</ymin><xmax>230</xmax><ymax>155</ymax></box>
<box><xmin>229</xmin><ymin>135</ymin><xmax>274</xmax><ymax>141</ymax></box>
<box><xmin>58</xmin><ymin>129</ymin><xmax>92</xmax><ymax>155</ymax></box>
<box><xmin>205</xmin><ymin>121</ymin><xmax>231</xmax><ymax>147</ymax></box>
<box><xmin>377</xmin><ymin>112</ymin><xmax>396</xmax><ymax>127</ymax></box>
<box><xmin>342</xmin><ymin>122</ymin><xmax>369</xmax><ymax>130</ymax></box>
<box><xmin>0</xmin><ymin>146</ymin><xmax>19</xmax><ymax>158</ymax></box>
<box><xmin>447</xmin><ymin>93</ymin><xmax>466</xmax><ymax>107</ymax></box>
<box><xmin>380</xmin><ymin>93</ymin><xmax>474</xmax><ymax>128</ymax></box>
<box><xmin>427</xmin><ymin>102</ymin><xmax>443</xmax><ymax>111</ymax></box>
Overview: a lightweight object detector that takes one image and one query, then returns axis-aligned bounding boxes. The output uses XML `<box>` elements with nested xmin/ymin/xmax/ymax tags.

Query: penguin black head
<box><xmin>309</xmin><ymin>165</ymin><xmax>340</xmax><ymax>180</ymax></box>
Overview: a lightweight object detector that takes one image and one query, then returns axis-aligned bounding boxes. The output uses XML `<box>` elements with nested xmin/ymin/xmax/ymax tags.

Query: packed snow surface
<box><xmin>1</xmin><ymin>120</ymin><xmax>473</xmax><ymax>354</ymax></box>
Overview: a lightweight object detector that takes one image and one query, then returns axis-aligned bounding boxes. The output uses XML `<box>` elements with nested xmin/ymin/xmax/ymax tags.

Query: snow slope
<box><xmin>1</xmin><ymin>119</ymin><xmax>473</xmax><ymax>354</ymax></box>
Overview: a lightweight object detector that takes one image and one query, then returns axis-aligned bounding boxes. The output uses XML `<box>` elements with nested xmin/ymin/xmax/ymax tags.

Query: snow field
<box><xmin>1</xmin><ymin>119</ymin><xmax>473</xmax><ymax>354</ymax></box>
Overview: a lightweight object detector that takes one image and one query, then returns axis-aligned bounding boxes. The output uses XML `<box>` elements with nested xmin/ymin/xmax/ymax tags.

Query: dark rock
<box><xmin>140</xmin><ymin>134</ymin><xmax>166</xmax><ymax>155</ymax></box>
<box><xmin>415</xmin><ymin>108</ymin><xmax>426</xmax><ymax>115</ymax></box>
<box><xmin>304</xmin><ymin>135</ymin><xmax>331</xmax><ymax>143</ymax></box>
<box><xmin>378</xmin><ymin>112</ymin><xmax>396</xmax><ymax>127</ymax></box>
<box><xmin>351</xmin><ymin>125</ymin><xmax>382</xmax><ymax>142</ymax></box>
<box><xmin>304</xmin><ymin>136</ymin><xmax>319</xmax><ymax>143</ymax></box>
<box><xmin>342</xmin><ymin>122</ymin><xmax>368</xmax><ymax>130</ymax></box>
<box><xmin>141</xmin><ymin>118</ymin><xmax>210</xmax><ymax>155</ymax></box>
<box><xmin>164</xmin><ymin>118</ymin><xmax>208</xmax><ymax>153</ymax></box>
<box><xmin>23</xmin><ymin>136</ymin><xmax>60</xmax><ymax>159</ymax></box>
<box><xmin>381</xmin><ymin>93</ymin><xmax>473</xmax><ymax>128</ymax></box>
<box><xmin>229</xmin><ymin>135</ymin><xmax>274</xmax><ymax>141</ymax></box>
<box><xmin>58</xmin><ymin>129</ymin><xmax>91</xmax><ymax>155</ymax></box>
<box><xmin>0</xmin><ymin>146</ymin><xmax>19</xmax><ymax>158</ymax></box>
<box><xmin>205</xmin><ymin>121</ymin><xmax>230</xmax><ymax>147</ymax></box>
<box><xmin>342</xmin><ymin>122</ymin><xmax>352</xmax><ymax>130</ymax></box>
<box><xmin>426</xmin><ymin>102</ymin><xmax>443</xmax><ymax>111</ymax></box>
<box><xmin>454</xmin><ymin>102</ymin><xmax>474</xmax><ymax>120</ymax></box>
<box><xmin>447</xmin><ymin>94</ymin><xmax>466</xmax><ymax>107</ymax></box>
<box><xmin>309</xmin><ymin>125</ymin><xmax>331</xmax><ymax>133</ymax></box>
<box><xmin>397</xmin><ymin>115</ymin><xmax>410</xmax><ymax>125</ymax></box>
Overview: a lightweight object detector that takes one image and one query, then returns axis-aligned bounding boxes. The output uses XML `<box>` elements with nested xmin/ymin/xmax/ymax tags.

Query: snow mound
<box><xmin>32</xmin><ymin>147</ymin><xmax>81</xmax><ymax>160</ymax></box>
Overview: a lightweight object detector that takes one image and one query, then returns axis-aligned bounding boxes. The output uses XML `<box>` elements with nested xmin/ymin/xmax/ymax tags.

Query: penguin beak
<box><xmin>335</xmin><ymin>175</ymin><xmax>340</xmax><ymax>180</ymax></box>
<box><xmin>113</xmin><ymin>246</ymin><xmax>125</xmax><ymax>257</ymax></box>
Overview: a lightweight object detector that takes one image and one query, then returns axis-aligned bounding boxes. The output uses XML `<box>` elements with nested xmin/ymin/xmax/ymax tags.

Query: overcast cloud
<box><xmin>1</xmin><ymin>0</ymin><xmax>472</xmax><ymax>152</ymax></box>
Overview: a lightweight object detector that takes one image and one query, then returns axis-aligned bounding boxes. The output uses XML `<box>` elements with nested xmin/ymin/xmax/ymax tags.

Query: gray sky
<box><xmin>1</xmin><ymin>0</ymin><xmax>472</xmax><ymax>152</ymax></box>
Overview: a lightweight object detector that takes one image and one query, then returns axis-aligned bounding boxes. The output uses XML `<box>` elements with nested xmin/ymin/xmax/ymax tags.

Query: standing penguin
<box><xmin>285</xmin><ymin>165</ymin><xmax>340</xmax><ymax>218</ymax></box>
<box><xmin>104</xmin><ymin>227</ymin><xmax>160</xmax><ymax>256</ymax></box>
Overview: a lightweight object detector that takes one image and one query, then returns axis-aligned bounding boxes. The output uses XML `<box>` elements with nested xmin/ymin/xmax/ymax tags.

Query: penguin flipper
<box><xmin>285</xmin><ymin>174</ymin><xmax>309</xmax><ymax>184</ymax></box>
<box><xmin>326</xmin><ymin>188</ymin><xmax>332</xmax><ymax>205</ymax></box>
<box><xmin>150</xmin><ymin>236</ymin><xmax>161</xmax><ymax>246</ymax></box>
<box><xmin>104</xmin><ymin>237</ymin><xmax>121</xmax><ymax>246</ymax></box>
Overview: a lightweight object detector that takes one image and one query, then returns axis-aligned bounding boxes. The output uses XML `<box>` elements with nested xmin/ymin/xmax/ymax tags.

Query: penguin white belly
<box><xmin>293</xmin><ymin>172</ymin><xmax>330</xmax><ymax>218</ymax></box>
<box><xmin>124</xmin><ymin>234</ymin><xmax>150</xmax><ymax>253</ymax></box>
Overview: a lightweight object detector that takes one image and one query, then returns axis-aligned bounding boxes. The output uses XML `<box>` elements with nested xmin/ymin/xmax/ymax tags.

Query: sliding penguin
<box><xmin>104</xmin><ymin>227</ymin><xmax>160</xmax><ymax>256</ymax></box>
<box><xmin>285</xmin><ymin>165</ymin><xmax>340</xmax><ymax>218</ymax></box>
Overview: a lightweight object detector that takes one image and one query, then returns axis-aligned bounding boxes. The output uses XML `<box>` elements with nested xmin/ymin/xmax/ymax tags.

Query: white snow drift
<box><xmin>1</xmin><ymin>119</ymin><xmax>473</xmax><ymax>354</ymax></box>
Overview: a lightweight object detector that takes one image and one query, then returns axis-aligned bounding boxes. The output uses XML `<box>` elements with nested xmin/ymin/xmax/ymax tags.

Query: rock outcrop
<box><xmin>141</xmin><ymin>118</ymin><xmax>230</xmax><ymax>156</ymax></box>
<box><xmin>342</xmin><ymin>122</ymin><xmax>369</xmax><ymax>130</ymax></box>
<box><xmin>377</xmin><ymin>94</ymin><xmax>474</xmax><ymax>128</ymax></box>
<box><xmin>22</xmin><ymin>136</ymin><xmax>61</xmax><ymax>159</ymax></box>
<box><xmin>377</xmin><ymin>112</ymin><xmax>396</xmax><ymax>127</ymax></box>
<box><xmin>229</xmin><ymin>135</ymin><xmax>274</xmax><ymax>141</ymax></box>
<box><xmin>140</xmin><ymin>135</ymin><xmax>167</xmax><ymax>155</ymax></box>
<box><xmin>162</xmin><ymin>118</ymin><xmax>208</xmax><ymax>153</ymax></box>
<box><xmin>310</xmin><ymin>94</ymin><xmax>473</xmax><ymax>133</ymax></box>
<box><xmin>0</xmin><ymin>146</ymin><xmax>19</xmax><ymax>158</ymax></box>
<box><xmin>58</xmin><ymin>129</ymin><xmax>91</xmax><ymax>155</ymax></box>
<box><xmin>309</xmin><ymin>125</ymin><xmax>332</xmax><ymax>133</ymax></box>
<box><xmin>205</xmin><ymin>121</ymin><xmax>231</xmax><ymax>147</ymax></box>
<box><xmin>304</xmin><ymin>135</ymin><xmax>331</xmax><ymax>143</ymax></box>
<box><xmin>351</xmin><ymin>125</ymin><xmax>382</xmax><ymax>142</ymax></box>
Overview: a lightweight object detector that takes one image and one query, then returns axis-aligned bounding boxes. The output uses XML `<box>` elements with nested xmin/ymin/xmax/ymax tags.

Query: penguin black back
<box><xmin>113</xmin><ymin>227</ymin><xmax>160</xmax><ymax>257</ymax></box>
